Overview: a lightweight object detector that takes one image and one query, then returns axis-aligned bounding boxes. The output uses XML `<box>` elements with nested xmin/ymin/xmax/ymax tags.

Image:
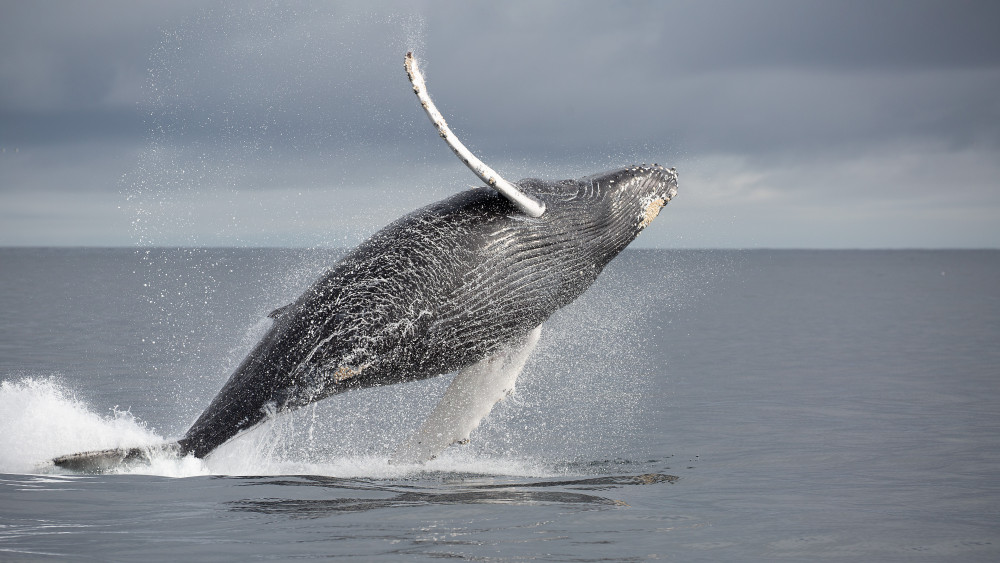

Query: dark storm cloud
<box><xmin>0</xmin><ymin>2</ymin><xmax>403</xmax><ymax>161</ymax></box>
<box><xmin>656</xmin><ymin>0</ymin><xmax>1000</xmax><ymax>72</ymax></box>
<box><xmin>419</xmin><ymin>0</ymin><xmax>1000</xmax><ymax>158</ymax></box>
<box><xmin>0</xmin><ymin>1</ymin><xmax>205</xmax><ymax>110</ymax></box>
<box><xmin>0</xmin><ymin>109</ymin><xmax>143</xmax><ymax>145</ymax></box>
<box><xmin>4</xmin><ymin>1</ymin><xmax>998</xmax><ymax>155</ymax></box>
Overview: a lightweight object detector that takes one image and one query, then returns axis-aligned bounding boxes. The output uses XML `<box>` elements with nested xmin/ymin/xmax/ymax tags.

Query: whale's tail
<box><xmin>49</xmin><ymin>442</ymin><xmax>183</xmax><ymax>473</ymax></box>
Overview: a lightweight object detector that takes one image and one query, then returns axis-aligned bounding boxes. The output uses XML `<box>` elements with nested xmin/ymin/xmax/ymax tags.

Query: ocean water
<box><xmin>1</xmin><ymin>248</ymin><xmax>998</xmax><ymax>561</ymax></box>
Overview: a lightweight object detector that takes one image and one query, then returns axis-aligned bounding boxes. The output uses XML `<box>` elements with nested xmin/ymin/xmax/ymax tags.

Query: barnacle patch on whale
<box><xmin>333</xmin><ymin>365</ymin><xmax>364</xmax><ymax>382</ymax></box>
<box><xmin>639</xmin><ymin>196</ymin><xmax>666</xmax><ymax>229</ymax></box>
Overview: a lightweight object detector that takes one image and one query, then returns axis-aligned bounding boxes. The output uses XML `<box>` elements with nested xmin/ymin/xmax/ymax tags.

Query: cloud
<box><xmin>0</xmin><ymin>0</ymin><xmax>208</xmax><ymax>111</ymax></box>
<box><xmin>1</xmin><ymin>0</ymin><xmax>998</xmax><ymax>247</ymax></box>
<box><xmin>665</xmin><ymin>142</ymin><xmax>1000</xmax><ymax>248</ymax></box>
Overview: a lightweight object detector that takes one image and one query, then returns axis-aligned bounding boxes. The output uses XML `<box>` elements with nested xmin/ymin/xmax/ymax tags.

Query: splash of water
<box><xmin>0</xmin><ymin>377</ymin><xmax>163</xmax><ymax>475</ymax></box>
<box><xmin>0</xmin><ymin>376</ymin><xmax>557</xmax><ymax>478</ymax></box>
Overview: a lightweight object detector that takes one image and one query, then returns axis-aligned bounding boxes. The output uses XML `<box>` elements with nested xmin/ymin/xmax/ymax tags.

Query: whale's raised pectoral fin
<box><xmin>404</xmin><ymin>52</ymin><xmax>545</xmax><ymax>218</ymax></box>
<box><xmin>391</xmin><ymin>324</ymin><xmax>542</xmax><ymax>465</ymax></box>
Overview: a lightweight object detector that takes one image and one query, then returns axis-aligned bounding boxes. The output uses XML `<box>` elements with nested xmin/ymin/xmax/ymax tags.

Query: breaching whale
<box><xmin>50</xmin><ymin>53</ymin><xmax>678</xmax><ymax>472</ymax></box>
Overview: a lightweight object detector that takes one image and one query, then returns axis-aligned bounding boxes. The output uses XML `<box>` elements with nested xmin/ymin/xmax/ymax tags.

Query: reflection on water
<box><xmin>227</xmin><ymin>473</ymin><xmax>678</xmax><ymax>516</ymax></box>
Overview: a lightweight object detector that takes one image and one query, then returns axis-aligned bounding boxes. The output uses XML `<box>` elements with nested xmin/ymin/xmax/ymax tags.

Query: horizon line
<box><xmin>1</xmin><ymin>245</ymin><xmax>998</xmax><ymax>252</ymax></box>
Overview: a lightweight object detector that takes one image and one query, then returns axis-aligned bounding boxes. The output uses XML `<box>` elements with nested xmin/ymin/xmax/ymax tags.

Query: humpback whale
<box><xmin>50</xmin><ymin>53</ymin><xmax>678</xmax><ymax>472</ymax></box>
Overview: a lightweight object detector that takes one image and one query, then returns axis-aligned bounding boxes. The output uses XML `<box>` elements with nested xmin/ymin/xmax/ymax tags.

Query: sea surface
<box><xmin>1</xmin><ymin>248</ymin><xmax>998</xmax><ymax>561</ymax></box>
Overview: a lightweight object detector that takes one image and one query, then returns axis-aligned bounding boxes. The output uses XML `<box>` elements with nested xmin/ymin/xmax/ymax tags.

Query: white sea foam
<box><xmin>0</xmin><ymin>376</ymin><xmax>555</xmax><ymax>479</ymax></box>
<box><xmin>0</xmin><ymin>377</ymin><xmax>164</xmax><ymax>474</ymax></box>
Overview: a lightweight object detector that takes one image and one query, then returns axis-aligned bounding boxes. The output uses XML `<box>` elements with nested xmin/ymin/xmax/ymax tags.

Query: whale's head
<box><xmin>574</xmin><ymin>163</ymin><xmax>679</xmax><ymax>249</ymax></box>
<box><xmin>511</xmin><ymin>163</ymin><xmax>678</xmax><ymax>263</ymax></box>
<box><xmin>596</xmin><ymin>163</ymin><xmax>678</xmax><ymax>230</ymax></box>
<box><xmin>508</xmin><ymin>163</ymin><xmax>677</xmax><ymax>262</ymax></box>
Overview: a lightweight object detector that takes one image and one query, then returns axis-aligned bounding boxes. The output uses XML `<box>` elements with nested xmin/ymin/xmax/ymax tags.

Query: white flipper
<box><xmin>404</xmin><ymin>52</ymin><xmax>546</xmax><ymax>218</ymax></box>
<box><xmin>391</xmin><ymin>325</ymin><xmax>542</xmax><ymax>464</ymax></box>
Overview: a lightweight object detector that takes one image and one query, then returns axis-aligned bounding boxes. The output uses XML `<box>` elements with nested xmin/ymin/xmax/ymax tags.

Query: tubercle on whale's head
<box><xmin>630</xmin><ymin>164</ymin><xmax>677</xmax><ymax>232</ymax></box>
<box><xmin>583</xmin><ymin>163</ymin><xmax>678</xmax><ymax>232</ymax></box>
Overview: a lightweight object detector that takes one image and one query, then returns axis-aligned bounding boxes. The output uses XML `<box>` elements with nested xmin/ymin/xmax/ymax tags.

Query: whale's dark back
<box><xmin>180</xmin><ymin>166</ymin><xmax>677</xmax><ymax>457</ymax></box>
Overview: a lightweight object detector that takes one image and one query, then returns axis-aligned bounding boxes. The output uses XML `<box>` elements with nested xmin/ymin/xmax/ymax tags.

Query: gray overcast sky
<box><xmin>1</xmin><ymin>0</ymin><xmax>998</xmax><ymax>248</ymax></box>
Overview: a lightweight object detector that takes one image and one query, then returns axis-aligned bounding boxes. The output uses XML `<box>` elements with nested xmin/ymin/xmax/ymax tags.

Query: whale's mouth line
<box><xmin>665</xmin><ymin>183</ymin><xmax>678</xmax><ymax>202</ymax></box>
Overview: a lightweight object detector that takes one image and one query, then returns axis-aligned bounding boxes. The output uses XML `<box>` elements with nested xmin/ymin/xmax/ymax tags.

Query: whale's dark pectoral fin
<box><xmin>390</xmin><ymin>324</ymin><xmax>543</xmax><ymax>465</ymax></box>
<box><xmin>49</xmin><ymin>442</ymin><xmax>182</xmax><ymax>474</ymax></box>
<box><xmin>268</xmin><ymin>304</ymin><xmax>293</xmax><ymax>319</ymax></box>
